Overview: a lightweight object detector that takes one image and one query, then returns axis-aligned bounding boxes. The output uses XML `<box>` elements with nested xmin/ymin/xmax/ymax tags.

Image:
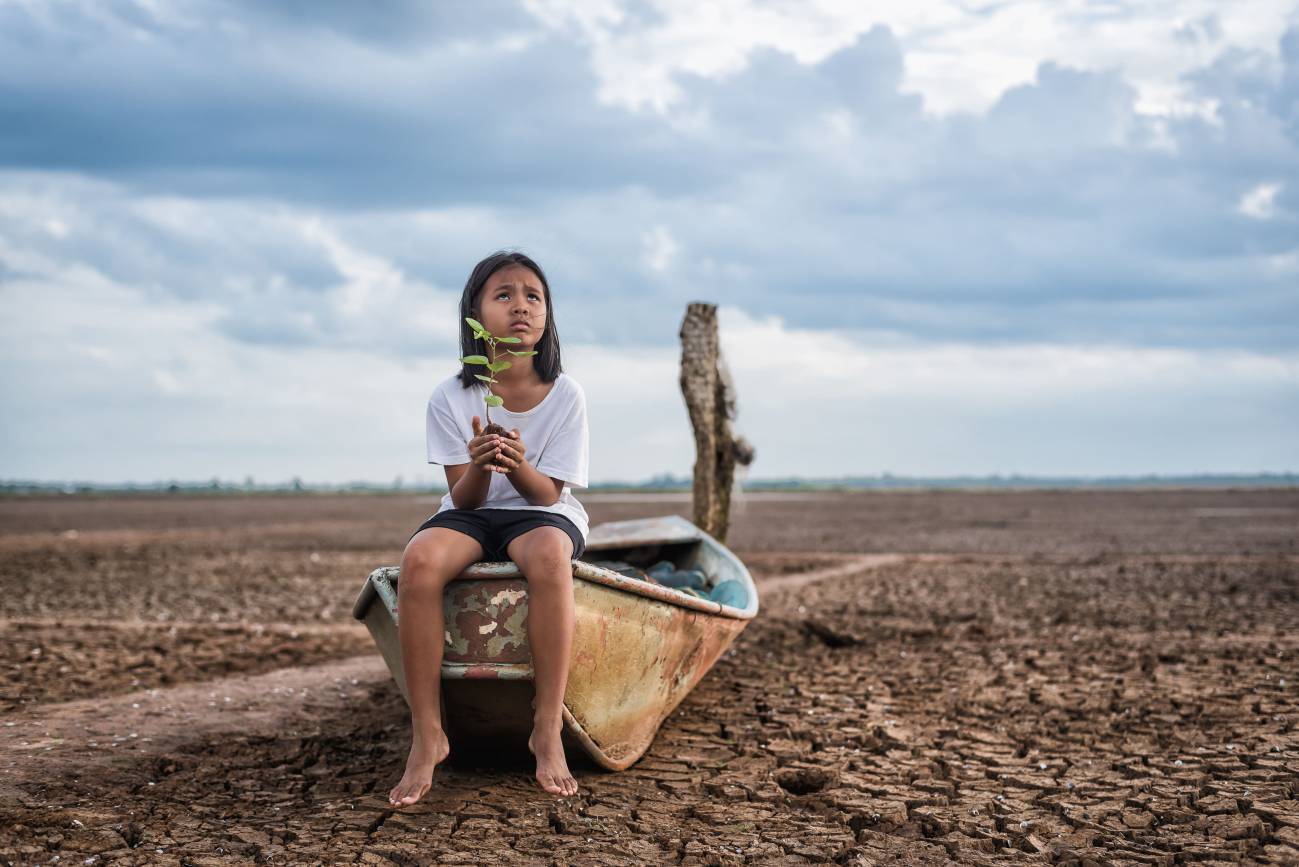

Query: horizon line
<box><xmin>2</xmin><ymin>471</ymin><xmax>1297</xmax><ymax>495</ymax></box>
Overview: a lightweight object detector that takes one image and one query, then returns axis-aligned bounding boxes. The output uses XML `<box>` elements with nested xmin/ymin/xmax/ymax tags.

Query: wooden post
<box><xmin>679</xmin><ymin>303</ymin><xmax>754</xmax><ymax>543</ymax></box>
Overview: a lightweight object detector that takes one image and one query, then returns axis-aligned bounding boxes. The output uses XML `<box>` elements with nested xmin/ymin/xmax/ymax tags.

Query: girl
<box><xmin>388</xmin><ymin>251</ymin><xmax>589</xmax><ymax>806</ymax></box>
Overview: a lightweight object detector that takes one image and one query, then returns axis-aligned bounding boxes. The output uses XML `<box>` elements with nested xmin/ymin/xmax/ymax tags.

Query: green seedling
<box><xmin>459</xmin><ymin>316</ymin><xmax>538</xmax><ymax>426</ymax></box>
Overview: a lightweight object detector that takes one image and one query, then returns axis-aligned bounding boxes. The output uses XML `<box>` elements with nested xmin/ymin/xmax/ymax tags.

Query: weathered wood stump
<box><xmin>679</xmin><ymin>302</ymin><xmax>755</xmax><ymax>543</ymax></box>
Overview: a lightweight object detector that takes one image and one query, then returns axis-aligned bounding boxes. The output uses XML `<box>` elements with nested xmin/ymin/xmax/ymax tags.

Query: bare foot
<box><xmin>388</xmin><ymin>727</ymin><xmax>450</xmax><ymax>807</ymax></box>
<box><xmin>528</xmin><ymin>718</ymin><xmax>578</xmax><ymax>797</ymax></box>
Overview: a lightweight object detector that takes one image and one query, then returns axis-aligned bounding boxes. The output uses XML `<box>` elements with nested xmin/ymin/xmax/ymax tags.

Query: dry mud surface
<box><xmin>1</xmin><ymin>489</ymin><xmax>1297</xmax><ymax>865</ymax></box>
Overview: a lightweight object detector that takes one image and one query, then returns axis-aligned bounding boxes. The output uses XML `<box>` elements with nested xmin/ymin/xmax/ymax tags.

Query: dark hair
<box><xmin>456</xmin><ymin>250</ymin><xmax>563</xmax><ymax>387</ymax></box>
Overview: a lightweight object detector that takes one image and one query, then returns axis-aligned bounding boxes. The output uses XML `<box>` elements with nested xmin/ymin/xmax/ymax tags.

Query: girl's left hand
<box><xmin>495</xmin><ymin>429</ymin><xmax>526</xmax><ymax>474</ymax></box>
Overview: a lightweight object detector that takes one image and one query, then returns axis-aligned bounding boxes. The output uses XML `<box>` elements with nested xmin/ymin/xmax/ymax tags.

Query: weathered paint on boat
<box><xmin>352</xmin><ymin>515</ymin><xmax>758</xmax><ymax>770</ymax></box>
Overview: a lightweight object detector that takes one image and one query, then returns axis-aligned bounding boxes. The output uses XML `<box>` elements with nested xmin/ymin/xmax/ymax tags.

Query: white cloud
<box><xmin>567</xmin><ymin>342</ymin><xmax>685</xmax><ymax>481</ymax></box>
<box><xmin>5</xmin><ymin>268</ymin><xmax>1294</xmax><ymax>484</ymax></box>
<box><xmin>641</xmin><ymin>224</ymin><xmax>679</xmax><ymax>272</ymax></box>
<box><xmin>1</xmin><ymin>4</ymin><xmax>1296</xmax><ymax>483</ymax></box>
<box><xmin>526</xmin><ymin>0</ymin><xmax>1294</xmax><ymax>117</ymax></box>
<box><xmin>0</xmin><ymin>176</ymin><xmax>466</xmax><ymax>357</ymax></box>
<box><xmin>0</xmin><ymin>269</ymin><xmax>437</xmax><ymax>483</ymax></box>
<box><xmin>298</xmin><ymin>217</ymin><xmax>438</xmax><ymax>326</ymax></box>
<box><xmin>713</xmin><ymin>307</ymin><xmax>1299</xmax><ymax>476</ymax></box>
<box><xmin>1238</xmin><ymin>182</ymin><xmax>1282</xmax><ymax>219</ymax></box>
<box><xmin>151</xmin><ymin>368</ymin><xmax>184</xmax><ymax>395</ymax></box>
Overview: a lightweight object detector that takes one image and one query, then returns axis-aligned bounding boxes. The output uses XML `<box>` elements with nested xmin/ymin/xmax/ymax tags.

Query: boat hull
<box><xmin>353</xmin><ymin>516</ymin><xmax>756</xmax><ymax>770</ymax></box>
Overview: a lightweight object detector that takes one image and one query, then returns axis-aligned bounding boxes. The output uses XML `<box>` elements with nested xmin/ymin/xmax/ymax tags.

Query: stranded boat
<box><xmin>351</xmin><ymin>515</ymin><xmax>758</xmax><ymax>770</ymax></box>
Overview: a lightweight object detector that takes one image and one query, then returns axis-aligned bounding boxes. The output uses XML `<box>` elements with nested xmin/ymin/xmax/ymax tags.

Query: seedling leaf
<box><xmin>497</xmin><ymin>336</ymin><xmax>522</xmax><ymax>344</ymax></box>
<box><xmin>473</xmin><ymin>374</ymin><xmax>495</xmax><ymax>383</ymax></box>
<box><xmin>506</xmin><ymin>349</ymin><xmax>538</xmax><ymax>357</ymax></box>
<box><xmin>464</xmin><ymin>317</ymin><xmax>485</xmax><ymax>332</ymax></box>
<box><xmin>484</xmin><ymin>394</ymin><xmax>504</xmax><ymax>407</ymax></box>
<box><xmin>460</xmin><ymin>355</ymin><xmax>489</xmax><ymax>365</ymax></box>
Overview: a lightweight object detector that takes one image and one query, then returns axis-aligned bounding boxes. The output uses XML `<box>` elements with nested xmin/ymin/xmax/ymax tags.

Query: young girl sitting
<box><xmin>389</xmin><ymin>251</ymin><xmax>589</xmax><ymax>806</ymax></box>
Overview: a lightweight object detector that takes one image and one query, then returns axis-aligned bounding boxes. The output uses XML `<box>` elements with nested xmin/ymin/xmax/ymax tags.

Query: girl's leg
<box><xmin>505</xmin><ymin>527</ymin><xmax>578</xmax><ymax>797</ymax></box>
<box><xmin>388</xmin><ymin>527</ymin><xmax>484</xmax><ymax>807</ymax></box>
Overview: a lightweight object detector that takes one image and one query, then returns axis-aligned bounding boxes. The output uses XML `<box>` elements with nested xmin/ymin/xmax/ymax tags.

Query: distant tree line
<box><xmin>1</xmin><ymin>472</ymin><xmax>1296</xmax><ymax>497</ymax></box>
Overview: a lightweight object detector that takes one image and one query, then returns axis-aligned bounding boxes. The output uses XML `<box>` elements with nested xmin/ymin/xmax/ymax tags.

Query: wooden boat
<box><xmin>351</xmin><ymin>515</ymin><xmax>758</xmax><ymax>770</ymax></box>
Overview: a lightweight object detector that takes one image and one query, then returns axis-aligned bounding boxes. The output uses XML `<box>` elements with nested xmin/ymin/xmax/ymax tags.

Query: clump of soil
<box><xmin>482</xmin><ymin>421</ymin><xmax>511</xmax><ymax>471</ymax></box>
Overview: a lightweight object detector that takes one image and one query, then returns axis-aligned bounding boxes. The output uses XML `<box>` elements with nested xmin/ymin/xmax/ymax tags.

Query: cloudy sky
<box><xmin>1</xmin><ymin>0</ymin><xmax>1296</xmax><ymax>485</ymax></box>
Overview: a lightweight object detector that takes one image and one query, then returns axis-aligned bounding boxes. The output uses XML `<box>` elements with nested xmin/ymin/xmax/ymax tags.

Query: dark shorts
<box><xmin>409</xmin><ymin>508</ymin><xmax>585</xmax><ymax>562</ymax></box>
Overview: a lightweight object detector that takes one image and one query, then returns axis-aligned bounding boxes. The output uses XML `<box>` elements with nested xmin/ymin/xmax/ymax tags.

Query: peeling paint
<box><xmin>489</xmin><ymin>588</ymin><xmax>526</xmax><ymax>607</ymax></box>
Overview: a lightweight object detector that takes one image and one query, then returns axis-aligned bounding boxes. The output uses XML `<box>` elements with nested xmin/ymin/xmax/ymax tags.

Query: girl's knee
<box><xmin>400</xmin><ymin>547</ymin><xmax>458</xmax><ymax>595</ymax></box>
<box><xmin>519</xmin><ymin>533</ymin><xmax>574</xmax><ymax>581</ymax></box>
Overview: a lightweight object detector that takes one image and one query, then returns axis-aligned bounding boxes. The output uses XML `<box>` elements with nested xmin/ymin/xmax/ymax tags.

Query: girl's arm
<box><xmin>446</xmin><ymin>416</ymin><xmax>509</xmax><ymax>509</ymax></box>
<box><xmin>446</xmin><ymin>462</ymin><xmax>494</xmax><ymax>510</ymax></box>
<box><xmin>498</xmin><ymin>437</ymin><xmax>564</xmax><ymax>506</ymax></box>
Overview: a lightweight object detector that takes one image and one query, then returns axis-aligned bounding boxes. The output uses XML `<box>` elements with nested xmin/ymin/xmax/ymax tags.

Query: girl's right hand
<box><xmin>468</xmin><ymin>416</ymin><xmax>505</xmax><ymax>473</ymax></box>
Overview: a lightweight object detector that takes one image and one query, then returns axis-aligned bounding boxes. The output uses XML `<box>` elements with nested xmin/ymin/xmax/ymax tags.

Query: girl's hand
<box><xmin>468</xmin><ymin>416</ymin><xmax>508</xmax><ymax>473</ymax></box>
<box><xmin>494</xmin><ymin>428</ymin><xmax>526</xmax><ymax>474</ymax></box>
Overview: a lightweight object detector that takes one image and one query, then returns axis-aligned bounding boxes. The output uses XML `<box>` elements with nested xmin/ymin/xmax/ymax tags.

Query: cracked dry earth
<box><xmin>1</xmin><ymin>490</ymin><xmax>1297</xmax><ymax>865</ymax></box>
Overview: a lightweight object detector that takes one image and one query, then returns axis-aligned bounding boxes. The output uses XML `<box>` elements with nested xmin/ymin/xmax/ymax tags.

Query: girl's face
<box><xmin>476</xmin><ymin>264</ymin><xmax>547</xmax><ymax>348</ymax></box>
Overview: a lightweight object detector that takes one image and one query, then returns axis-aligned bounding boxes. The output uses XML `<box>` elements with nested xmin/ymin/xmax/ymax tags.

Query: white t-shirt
<box><xmin>425</xmin><ymin>371</ymin><xmax>590</xmax><ymax>539</ymax></box>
